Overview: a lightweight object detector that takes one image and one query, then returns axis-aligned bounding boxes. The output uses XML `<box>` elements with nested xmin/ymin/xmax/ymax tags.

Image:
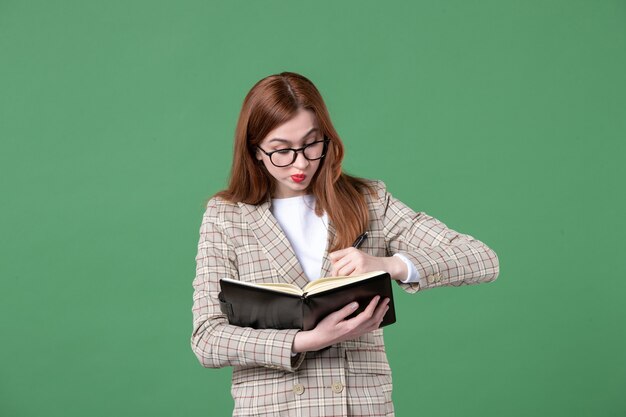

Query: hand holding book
<box><xmin>291</xmin><ymin>294</ymin><xmax>390</xmax><ymax>353</ymax></box>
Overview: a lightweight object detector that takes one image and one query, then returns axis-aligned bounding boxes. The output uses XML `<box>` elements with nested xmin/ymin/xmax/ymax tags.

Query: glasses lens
<box><xmin>270</xmin><ymin>149</ymin><xmax>296</xmax><ymax>167</ymax></box>
<box><xmin>303</xmin><ymin>140</ymin><xmax>326</xmax><ymax>160</ymax></box>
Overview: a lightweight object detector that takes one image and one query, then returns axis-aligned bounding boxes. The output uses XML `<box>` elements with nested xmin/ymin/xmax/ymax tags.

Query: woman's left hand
<box><xmin>329</xmin><ymin>247</ymin><xmax>407</xmax><ymax>280</ymax></box>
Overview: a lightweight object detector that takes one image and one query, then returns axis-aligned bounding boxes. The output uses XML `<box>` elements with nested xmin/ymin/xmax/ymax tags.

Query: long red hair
<box><xmin>215</xmin><ymin>72</ymin><xmax>374</xmax><ymax>252</ymax></box>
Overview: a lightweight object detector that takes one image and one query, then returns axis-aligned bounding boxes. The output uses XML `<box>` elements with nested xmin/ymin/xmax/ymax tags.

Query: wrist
<box><xmin>386</xmin><ymin>256</ymin><xmax>408</xmax><ymax>281</ymax></box>
<box><xmin>292</xmin><ymin>330</ymin><xmax>318</xmax><ymax>353</ymax></box>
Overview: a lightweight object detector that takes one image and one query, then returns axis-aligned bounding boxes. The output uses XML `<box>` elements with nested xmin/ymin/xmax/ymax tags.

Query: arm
<box><xmin>190</xmin><ymin>199</ymin><xmax>305</xmax><ymax>372</ymax></box>
<box><xmin>378</xmin><ymin>181</ymin><xmax>500</xmax><ymax>294</ymax></box>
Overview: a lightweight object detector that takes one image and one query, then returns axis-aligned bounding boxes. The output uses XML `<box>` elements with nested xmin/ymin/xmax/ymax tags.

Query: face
<box><xmin>256</xmin><ymin>109</ymin><xmax>324</xmax><ymax>199</ymax></box>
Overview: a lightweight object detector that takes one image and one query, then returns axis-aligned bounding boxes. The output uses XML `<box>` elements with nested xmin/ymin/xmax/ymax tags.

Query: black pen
<box><xmin>351</xmin><ymin>232</ymin><xmax>368</xmax><ymax>249</ymax></box>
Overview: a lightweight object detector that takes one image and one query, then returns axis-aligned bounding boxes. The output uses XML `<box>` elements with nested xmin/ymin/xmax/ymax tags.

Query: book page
<box><xmin>304</xmin><ymin>270</ymin><xmax>386</xmax><ymax>296</ymax></box>
<box><xmin>220</xmin><ymin>278</ymin><xmax>303</xmax><ymax>296</ymax></box>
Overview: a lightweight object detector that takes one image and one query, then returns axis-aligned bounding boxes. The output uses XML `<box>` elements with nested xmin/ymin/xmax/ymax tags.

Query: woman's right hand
<box><xmin>291</xmin><ymin>295</ymin><xmax>390</xmax><ymax>353</ymax></box>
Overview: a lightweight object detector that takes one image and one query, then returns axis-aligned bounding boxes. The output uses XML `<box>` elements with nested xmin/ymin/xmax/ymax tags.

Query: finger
<box><xmin>371</xmin><ymin>298</ymin><xmax>390</xmax><ymax>323</ymax></box>
<box><xmin>336</xmin><ymin>264</ymin><xmax>356</xmax><ymax>277</ymax></box>
<box><xmin>371</xmin><ymin>306</ymin><xmax>389</xmax><ymax>330</ymax></box>
<box><xmin>364</xmin><ymin>295</ymin><xmax>381</xmax><ymax>316</ymax></box>
<box><xmin>347</xmin><ymin>266</ymin><xmax>362</xmax><ymax>276</ymax></box>
<box><xmin>328</xmin><ymin>249</ymin><xmax>346</xmax><ymax>262</ymax></box>
<box><xmin>328</xmin><ymin>301</ymin><xmax>360</xmax><ymax>322</ymax></box>
<box><xmin>329</xmin><ymin>247</ymin><xmax>355</xmax><ymax>261</ymax></box>
<box><xmin>347</xmin><ymin>264</ymin><xmax>366</xmax><ymax>276</ymax></box>
<box><xmin>345</xmin><ymin>295</ymin><xmax>380</xmax><ymax>326</ymax></box>
<box><xmin>333</xmin><ymin>254</ymin><xmax>357</xmax><ymax>276</ymax></box>
<box><xmin>360</xmin><ymin>300</ymin><xmax>389</xmax><ymax>333</ymax></box>
<box><xmin>332</xmin><ymin>256</ymin><xmax>352</xmax><ymax>274</ymax></box>
<box><xmin>364</xmin><ymin>297</ymin><xmax>388</xmax><ymax>329</ymax></box>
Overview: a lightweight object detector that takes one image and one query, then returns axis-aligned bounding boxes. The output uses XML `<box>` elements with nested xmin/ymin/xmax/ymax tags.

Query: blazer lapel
<box><xmin>239</xmin><ymin>200</ymin><xmax>309</xmax><ymax>289</ymax></box>
<box><xmin>319</xmin><ymin>219</ymin><xmax>337</xmax><ymax>279</ymax></box>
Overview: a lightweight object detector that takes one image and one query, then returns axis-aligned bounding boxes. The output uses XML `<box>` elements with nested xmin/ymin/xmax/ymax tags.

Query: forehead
<box><xmin>261</xmin><ymin>109</ymin><xmax>319</xmax><ymax>145</ymax></box>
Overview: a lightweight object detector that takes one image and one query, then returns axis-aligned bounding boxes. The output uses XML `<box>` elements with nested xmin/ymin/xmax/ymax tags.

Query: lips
<box><xmin>291</xmin><ymin>174</ymin><xmax>306</xmax><ymax>183</ymax></box>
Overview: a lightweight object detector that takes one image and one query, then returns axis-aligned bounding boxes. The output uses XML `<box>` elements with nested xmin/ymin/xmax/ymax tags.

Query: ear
<box><xmin>255</xmin><ymin>149</ymin><xmax>263</xmax><ymax>161</ymax></box>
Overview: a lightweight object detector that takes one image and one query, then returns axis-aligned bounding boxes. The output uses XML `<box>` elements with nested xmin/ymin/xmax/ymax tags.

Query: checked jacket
<box><xmin>191</xmin><ymin>179</ymin><xmax>500</xmax><ymax>416</ymax></box>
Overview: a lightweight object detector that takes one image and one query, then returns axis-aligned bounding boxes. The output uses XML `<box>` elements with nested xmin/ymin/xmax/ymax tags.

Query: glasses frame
<box><xmin>257</xmin><ymin>137</ymin><xmax>330</xmax><ymax>168</ymax></box>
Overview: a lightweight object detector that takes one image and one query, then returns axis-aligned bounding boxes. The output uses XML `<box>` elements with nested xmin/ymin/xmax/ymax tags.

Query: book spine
<box><xmin>300</xmin><ymin>293</ymin><xmax>311</xmax><ymax>330</ymax></box>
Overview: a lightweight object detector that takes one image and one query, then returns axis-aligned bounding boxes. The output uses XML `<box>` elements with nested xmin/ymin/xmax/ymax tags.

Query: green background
<box><xmin>1</xmin><ymin>1</ymin><xmax>625</xmax><ymax>416</ymax></box>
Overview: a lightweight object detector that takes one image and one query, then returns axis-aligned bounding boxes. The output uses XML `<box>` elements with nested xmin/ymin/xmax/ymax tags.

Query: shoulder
<box><xmin>357</xmin><ymin>178</ymin><xmax>418</xmax><ymax>221</ymax></box>
<box><xmin>203</xmin><ymin>196</ymin><xmax>240</xmax><ymax>224</ymax></box>
<box><xmin>358</xmin><ymin>178</ymin><xmax>389</xmax><ymax>204</ymax></box>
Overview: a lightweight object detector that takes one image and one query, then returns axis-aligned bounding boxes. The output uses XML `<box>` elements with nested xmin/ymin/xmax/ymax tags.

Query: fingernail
<box><xmin>351</xmin><ymin>302</ymin><xmax>358</xmax><ymax>310</ymax></box>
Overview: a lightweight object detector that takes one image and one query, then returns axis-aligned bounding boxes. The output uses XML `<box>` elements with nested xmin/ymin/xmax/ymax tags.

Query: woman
<box><xmin>191</xmin><ymin>72</ymin><xmax>500</xmax><ymax>416</ymax></box>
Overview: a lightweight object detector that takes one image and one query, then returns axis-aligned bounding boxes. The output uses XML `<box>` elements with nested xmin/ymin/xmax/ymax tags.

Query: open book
<box><xmin>218</xmin><ymin>270</ymin><xmax>396</xmax><ymax>331</ymax></box>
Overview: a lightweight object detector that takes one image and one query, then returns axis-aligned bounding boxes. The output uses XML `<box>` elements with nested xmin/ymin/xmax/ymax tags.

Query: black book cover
<box><xmin>218</xmin><ymin>272</ymin><xmax>396</xmax><ymax>331</ymax></box>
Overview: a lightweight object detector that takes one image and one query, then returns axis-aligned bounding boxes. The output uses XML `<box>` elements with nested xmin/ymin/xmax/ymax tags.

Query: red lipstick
<box><xmin>291</xmin><ymin>174</ymin><xmax>306</xmax><ymax>183</ymax></box>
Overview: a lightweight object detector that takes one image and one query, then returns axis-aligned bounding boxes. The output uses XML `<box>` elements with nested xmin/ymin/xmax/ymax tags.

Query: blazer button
<box><xmin>331</xmin><ymin>381</ymin><xmax>344</xmax><ymax>394</ymax></box>
<box><xmin>293</xmin><ymin>383</ymin><xmax>305</xmax><ymax>395</ymax></box>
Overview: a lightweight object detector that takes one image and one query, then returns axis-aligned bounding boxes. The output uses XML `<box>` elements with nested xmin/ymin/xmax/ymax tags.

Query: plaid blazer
<box><xmin>191</xmin><ymin>179</ymin><xmax>499</xmax><ymax>417</ymax></box>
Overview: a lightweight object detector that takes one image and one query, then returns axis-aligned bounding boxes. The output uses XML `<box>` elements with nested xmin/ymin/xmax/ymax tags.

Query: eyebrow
<box><xmin>268</xmin><ymin>127</ymin><xmax>319</xmax><ymax>144</ymax></box>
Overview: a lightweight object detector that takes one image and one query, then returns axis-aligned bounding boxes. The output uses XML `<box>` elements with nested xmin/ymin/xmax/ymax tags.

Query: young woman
<box><xmin>191</xmin><ymin>72</ymin><xmax>500</xmax><ymax>416</ymax></box>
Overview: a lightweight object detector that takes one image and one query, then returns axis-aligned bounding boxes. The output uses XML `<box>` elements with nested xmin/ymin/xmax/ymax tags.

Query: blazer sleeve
<box><xmin>373</xmin><ymin>181</ymin><xmax>500</xmax><ymax>294</ymax></box>
<box><xmin>190</xmin><ymin>198</ymin><xmax>305</xmax><ymax>372</ymax></box>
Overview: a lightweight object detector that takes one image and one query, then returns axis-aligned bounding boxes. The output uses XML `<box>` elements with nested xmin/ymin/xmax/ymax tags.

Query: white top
<box><xmin>270</xmin><ymin>194</ymin><xmax>421</xmax><ymax>284</ymax></box>
<box><xmin>270</xmin><ymin>195</ymin><xmax>328</xmax><ymax>281</ymax></box>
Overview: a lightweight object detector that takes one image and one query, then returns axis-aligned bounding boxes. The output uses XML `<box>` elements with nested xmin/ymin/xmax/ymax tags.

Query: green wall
<box><xmin>1</xmin><ymin>1</ymin><xmax>625</xmax><ymax>416</ymax></box>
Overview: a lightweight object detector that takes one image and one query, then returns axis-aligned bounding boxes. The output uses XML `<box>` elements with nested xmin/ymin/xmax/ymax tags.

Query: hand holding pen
<box><xmin>328</xmin><ymin>231</ymin><xmax>371</xmax><ymax>276</ymax></box>
<box><xmin>328</xmin><ymin>230</ymin><xmax>407</xmax><ymax>280</ymax></box>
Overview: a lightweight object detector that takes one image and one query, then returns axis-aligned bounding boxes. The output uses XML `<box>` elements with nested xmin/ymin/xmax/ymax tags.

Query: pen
<box><xmin>351</xmin><ymin>232</ymin><xmax>368</xmax><ymax>249</ymax></box>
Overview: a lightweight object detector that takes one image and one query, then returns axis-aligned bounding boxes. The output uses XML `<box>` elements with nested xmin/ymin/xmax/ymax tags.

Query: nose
<box><xmin>292</xmin><ymin>150</ymin><xmax>310</xmax><ymax>169</ymax></box>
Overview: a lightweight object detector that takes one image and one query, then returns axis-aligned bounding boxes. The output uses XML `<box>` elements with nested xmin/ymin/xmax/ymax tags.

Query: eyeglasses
<box><xmin>257</xmin><ymin>137</ymin><xmax>330</xmax><ymax>167</ymax></box>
